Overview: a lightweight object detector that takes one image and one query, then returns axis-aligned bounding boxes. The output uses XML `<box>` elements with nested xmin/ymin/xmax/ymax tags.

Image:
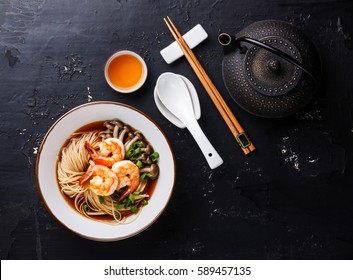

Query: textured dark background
<box><xmin>1</xmin><ymin>0</ymin><xmax>353</xmax><ymax>260</ymax></box>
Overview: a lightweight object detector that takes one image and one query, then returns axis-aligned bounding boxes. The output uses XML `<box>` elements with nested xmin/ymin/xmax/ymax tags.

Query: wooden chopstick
<box><xmin>163</xmin><ymin>16</ymin><xmax>255</xmax><ymax>154</ymax></box>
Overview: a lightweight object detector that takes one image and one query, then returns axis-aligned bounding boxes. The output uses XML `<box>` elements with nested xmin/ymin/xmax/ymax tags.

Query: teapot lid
<box><xmin>221</xmin><ymin>20</ymin><xmax>321</xmax><ymax>118</ymax></box>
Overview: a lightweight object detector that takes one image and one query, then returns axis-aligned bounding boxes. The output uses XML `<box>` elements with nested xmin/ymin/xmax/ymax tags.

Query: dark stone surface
<box><xmin>1</xmin><ymin>0</ymin><xmax>353</xmax><ymax>260</ymax></box>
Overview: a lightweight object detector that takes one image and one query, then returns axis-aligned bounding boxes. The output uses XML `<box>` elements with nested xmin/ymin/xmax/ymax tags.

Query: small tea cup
<box><xmin>104</xmin><ymin>50</ymin><xmax>147</xmax><ymax>94</ymax></box>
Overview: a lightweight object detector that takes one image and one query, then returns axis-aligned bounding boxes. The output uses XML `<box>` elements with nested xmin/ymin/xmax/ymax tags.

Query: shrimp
<box><xmin>84</xmin><ymin>138</ymin><xmax>125</xmax><ymax>167</ymax></box>
<box><xmin>79</xmin><ymin>165</ymin><xmax>118</xmax><ymax>196</ymax></box>
<box><xmin>111</xmin><ymin>160</ymin><xmax>140</xmax><ymax>202</ymax></box>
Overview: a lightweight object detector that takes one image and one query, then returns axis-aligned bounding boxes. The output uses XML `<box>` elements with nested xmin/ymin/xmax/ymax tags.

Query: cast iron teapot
<box><xmin>219</xmin><ymin>20</ymin><xmax>321</xmax><ymax>118</ymax></box>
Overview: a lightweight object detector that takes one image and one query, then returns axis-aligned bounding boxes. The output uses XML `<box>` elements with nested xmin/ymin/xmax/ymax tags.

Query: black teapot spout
<box><xmin>218</xmin><ymin>32</ymin><xmax>237</xmax><ymax>54</ymax></box>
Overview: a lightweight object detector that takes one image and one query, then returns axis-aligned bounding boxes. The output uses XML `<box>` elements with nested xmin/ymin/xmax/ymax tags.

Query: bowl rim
<box><xmin>35</xmin><ymin>101</ymin><xmax>176</xmax><ymax>241</ymax></box>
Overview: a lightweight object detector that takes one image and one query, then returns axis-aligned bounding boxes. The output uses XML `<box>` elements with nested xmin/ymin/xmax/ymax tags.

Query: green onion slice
<box><xmin>140</xmin><ymin>172</ymin><xmax>152</xmax><ymax>181</ymax></box>
<box><xmin>128</xmin><ymin>193</ymin><xmax>135</xmax><ymax>204</ymax></box>
<box><xmin>136</xmin><ymin>160</ymin><xmax>143</xmax><ymax>168</ymax></box>
<box><xmin>99</xmin><ymin>196</ymin><xmax>104</xmax><ymax>204</ymax></box>
<box><xmin>150</xmin><ymin>152</ymin><xmax>159</xmax><ymax>162</ymax></box>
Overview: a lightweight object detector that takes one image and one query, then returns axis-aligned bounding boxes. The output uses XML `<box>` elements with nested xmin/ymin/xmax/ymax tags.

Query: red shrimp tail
<box><xmin>84</xmin><ymin>141</ymin><xmax>100</xmax><ymax>161</ymax></box>
<box><xmin>79</xmin><ymin>169</ymin><xmax>92</xmax><ymax>186</ymax></box>
<box><xmin>84</xmin><ymin>141</ymin><xmax>96</xmax><ymax>155</ymax></box>
<box><xmin>117</xmin><ymin>185</ymin><xmax>138</xmax><ymax>203</ymax></box>
<box><xmin>117</xmin><ymin>189</ymin><xmax>130</xmax><ymax>203</ymax></box>
<box><xmin>79</xmin><ymin>176</ymin><xmax>86</xmax><ymax>186</ymax></box>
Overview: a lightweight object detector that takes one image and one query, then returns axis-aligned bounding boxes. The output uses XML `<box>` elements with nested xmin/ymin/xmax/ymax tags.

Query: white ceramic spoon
<box><xmin>154</xmin><ymin>73</ymin><xmax>201</xmax><ymax>129</ymax></box>
<box><xmin>156</xmin><ymin>72</ymin><xmax>223</xmax><ymax>169</ymax></box>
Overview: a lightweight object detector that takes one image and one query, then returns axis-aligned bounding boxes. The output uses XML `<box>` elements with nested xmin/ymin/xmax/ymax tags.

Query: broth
<box><xmin>107</xmin><ymin>54</ymin><xmax>143</xmax><ymax>89</ymax></box>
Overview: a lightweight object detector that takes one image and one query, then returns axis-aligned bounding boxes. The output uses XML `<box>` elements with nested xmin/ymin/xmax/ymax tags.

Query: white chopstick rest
<box><xmin>160</xmin><ymin>24</ymin><xmax>208</xmax><ymax>64</ymax></box>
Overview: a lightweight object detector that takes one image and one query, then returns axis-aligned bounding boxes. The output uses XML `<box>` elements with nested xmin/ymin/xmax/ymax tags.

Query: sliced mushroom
<box><xmin>98</xmin><ymin>130</ymin><xmax>113</xmax><ymax>139</ymax></box>
<box><xmin>110</xmin><ymin>120</ymin><xmax>124</xmax><ymax>138</ymax></box>
<box><xmin>112</xmin><ymin>125</ymin><xmax>119</xmax><ymax>138</ymax></box>
<box><xmin>145</xmin><ymin>156</ymin><xmax>153</xmax><ymax>165</ymax></box>
<box><xmin>135</xmin><ymin>153</ymin><xmax>148</xmax><ymax>164</ymax></box>
<box><xmin>125</xmin><ymin>132</ymin><xmax>134</xmax><ymax>143</ymax></box>
<box><xmin>103</xmin><ymin>121</ymin><xmax>115</xmax><ymax>131</ymax></box>
<box><xmin>125</xmin><ymin>131</ymin><xmax>144</xmax><ymax>151</ymax></box>
<box><xmin>141</xmin><ymin>144</ymin><xmax>153</xmax><ymax>155</ymax></box>
<box><xmin>118</xmin><ymin>125</ymin><xmax>131</xmax><ymax>143</ymax></box>
<box><xmin>110</xmin><ymin>120</ymin><xmax>124</xmax><ymax>129</ymax></box>
<box><xmin>140</xmin><ymin>163</ymin><xmax>159</xmax><ymax>180</ymax></box>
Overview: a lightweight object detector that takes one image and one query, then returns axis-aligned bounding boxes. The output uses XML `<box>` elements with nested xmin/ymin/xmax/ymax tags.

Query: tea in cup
<box><xmin>105</xmin><ymin>50</ymin><xmax>147</xmax><ymax>93</ymax></box>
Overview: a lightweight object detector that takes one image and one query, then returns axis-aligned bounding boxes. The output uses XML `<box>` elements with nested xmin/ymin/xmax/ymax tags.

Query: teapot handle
<box><xmin>218</xmin><ymin>33</ymin><xmax>318</xmax><ymax>84</ymax></box>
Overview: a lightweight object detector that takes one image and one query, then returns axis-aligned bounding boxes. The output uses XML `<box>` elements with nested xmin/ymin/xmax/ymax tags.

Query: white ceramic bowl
<box><xmin>104</xmin><ymin>50</ymin><xmax>148</xmax><ymax>94</ymax></box>
<box><xmin>35</xmin><ymin>101</ymin><xmax>175</xmax><ymax>241</ymax></box>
